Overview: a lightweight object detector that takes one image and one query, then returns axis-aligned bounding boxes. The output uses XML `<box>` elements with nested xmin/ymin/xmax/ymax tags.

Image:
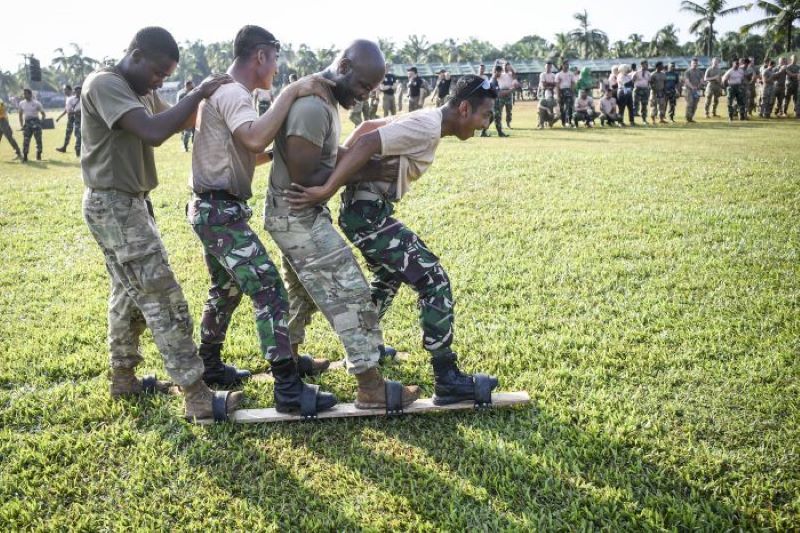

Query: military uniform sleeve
<box><xmin>217</xmin><ymin>87</ymin><xmax>257</xmax><ymax>133</ymax></box>
<box><xmin>86</xmin><ymin>73</ymin><xmax>145</xmax><ymax>129</ymax></box>
<box><xmin>284</xmin><ymin>97</ymin><xmax>330</xmax><ymax>148</ymax></box>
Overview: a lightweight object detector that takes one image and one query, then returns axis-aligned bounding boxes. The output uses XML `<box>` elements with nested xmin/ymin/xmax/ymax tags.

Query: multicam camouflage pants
<box><xmin>685</xmin><ymin>90</ymin><xmax>701</xmax><ymax>121</ymax></box>
<box><xmin>634</xmin><ymin>87</ymin><xmax>650</xmax><ymax>121</ymax></box>
<box><xmin>650</xmin><ymin>91</ymin><xmax>667</xmax><ymax>120</ymax></box>
<box><xmin>263</xmin><ymin>199</ymin><xmax>382</xmax><ymax>375</ymax></box>
<box><xmin>0</xmin><ymin>118</ymin><xmax>21</xmax><ymax>154</ymax></box>
<box><xmin>22</xmin><ymin>118</ymin><xmax>42</xmax><ymax>157</ymax></box>
<box><xmin>82</xmin><ymin>188</ymin><xmax>203</xmax><ymax>387</ymax></box>
<box><xmin>187</xmin><ymin>196</ymin><xmax>292</xmax><ymax>363</ymax></box>
<box><xmin>760</xmin><ymin>86</ymin><xmax>775</xmax><ymax>117</ymax></box>
<box><xmin>339</xmin><ymin>190</ymin><xmax>455</xmax><ymax>358</ymax></box>
<box><xmin>704</xmin><ymin>83</ymin><xmax>722</xmax><ymax>116</ymax></box>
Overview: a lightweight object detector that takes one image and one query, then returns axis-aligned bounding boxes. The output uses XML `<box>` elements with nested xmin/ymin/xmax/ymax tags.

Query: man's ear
<box><xmin>338</xmin><ymin>58</ymin><xmax>352</xmax><ymax>76</ymax></box>
<box><xmin>459</xmin><ymin>100</ymin><xmax>471</xmax><ymax>117</ymax></box>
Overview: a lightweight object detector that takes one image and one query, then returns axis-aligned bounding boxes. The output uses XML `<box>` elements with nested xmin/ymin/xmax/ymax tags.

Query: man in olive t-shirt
<box><xmin>81</xmin><ymin>26</ymin><xmax>239</xmax><ymax>422</ymax></box>
<box><xmin>264</xmin><ymin>40</ymin><xmax>420</xmax><ymax>411</ymax></box>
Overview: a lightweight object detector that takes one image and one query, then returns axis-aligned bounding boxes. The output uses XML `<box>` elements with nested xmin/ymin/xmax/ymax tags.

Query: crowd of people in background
<box><xmin>2</xmin><ymin>53</ymin><xmax>798</xmax><ymax>162</ymax></box>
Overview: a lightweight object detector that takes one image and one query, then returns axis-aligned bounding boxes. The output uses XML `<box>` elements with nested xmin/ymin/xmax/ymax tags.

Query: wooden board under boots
<box><xmin>194</xmin><ymin>391</ymin><xmax>530</xmax><ymax>425</ymax></box>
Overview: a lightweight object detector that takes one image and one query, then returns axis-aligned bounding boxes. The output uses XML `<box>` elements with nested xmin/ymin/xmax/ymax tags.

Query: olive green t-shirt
<box><xmin>81</xmin><ymin>68</ymin><xmax>169</xmax><ymax>194</ymax></box>
<box><xmin>268</xmin><ymin>95</ymin><xmax>340</xmax><ymax>201</ymax></box>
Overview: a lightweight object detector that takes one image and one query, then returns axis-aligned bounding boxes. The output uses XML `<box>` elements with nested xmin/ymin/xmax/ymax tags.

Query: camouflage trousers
<box><xmin>263</xmin><ymin>198</ymin><xmax>382</xmax><ymax>375</ymax></box>
<box><xmin>558</xmin><ymin>89</ymin><xmax>574</xmax><ymax>126</ymax></box>
<box><xmin>685</xmin><ymin>90</ymin><xmax>701</xmax><ymax>121</ymax></box>
<box><xmin>73</xmin><ymin>114</ymin><xmax>82</xmax><ymax>157</ymax></box>
<box><xmin>22</xmin><ymin>118</ymin><xmax>42</xmax><ymax>157</ymax></box>
<box><xmin>181</xmin><ymin>128</ymin><xmax>194</xmax><ymax>152</ymax></box>
<box><xmin>760</xmin><ymin>86</ymin><xmax>775</xmax><ymax>117</ymax></box>
<box><xmin>382</xmin><ymin>94</ymin><xmax>396</xmax><ymax>117</ymax></box>
<box><xmin>746</xmin><ymin>84</ymin><xmax>757</xmax><ymax>115</ymax></box>
<box><xmin>339</xmin><ymin>190</ymin><xmax>455</xmax><ymax>358</ymax></box>
<box><xmin>349</xmin><ymin>101</ymin><xmax>364</xmax><ymax>127</ymax></box>
<box><xmin>650</xmin><ymin>91</ymin><xmax>667</xmax><ymax>120</ymax></box>
<box><xmin>704</xmin><ymin>83</ymin><xmax>722</xmax><ymax>116</ymax></box>
<box><xmin>495</xmin><ymin>95</ymin><xmax>513</xmax><ymax>126</ymax></box>
<box><xmin>665</xmin><ymin>90</ymin><xmax>678</xmax><ymax>121</ymax></box>
<box><xmin>634</xmin><ymin>87</ymin><xmax>650</xmax><ymax>121</ymax></box>
<box><xmin>82</xmin><ymin>188</ymin><xmax>203</xmax><ymax>387</ymax></box>
<box><xmin>773</xmin><ymin>87</ymin><xmax>786</xmax><ymax>115</ymax></box>
<box><xmin>187</xmin><ymin>196</ymin><xmax>292</xmax><ymax>363</ymax></box>
<box><xmin>62</xmin><ymin>112</ymin><xmax>75</xmax><ymax>149</ymax></box>
<box><xmin>727</xmin><ymin>85</ymin><xmax>746</xmax><ymax>120</ymax></box>
<box><xmin>785</xmin><ymin>83</ymin><xmax>798</xmax><ymax>115</ymax></box>
<box><xmin>0</xmin><ymin>118</ymin><xmax>21</xmax><ymax>154</ymax></box>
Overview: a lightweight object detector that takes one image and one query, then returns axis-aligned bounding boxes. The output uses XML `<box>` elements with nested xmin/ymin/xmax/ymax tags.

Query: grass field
<box><xmin>0</xmin><ymin>100</ymin><xmax>798</xmax><ymax>530</ymax></box>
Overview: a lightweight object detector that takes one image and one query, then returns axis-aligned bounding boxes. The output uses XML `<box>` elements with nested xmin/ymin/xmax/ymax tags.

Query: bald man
<box><xmin>263</xmin><ymin>40</ymin><xmax>420</xmax><ymax>411</ymax></box>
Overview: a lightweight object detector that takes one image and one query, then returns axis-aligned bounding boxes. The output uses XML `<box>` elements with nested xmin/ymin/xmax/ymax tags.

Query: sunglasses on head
<box><xmin>464</xmin><ymin>78</ymin><xmax>491</xmax><ymax>98</ymax></box>
<box><xmin>256</xmin><ymin>40</ymin><xmax>281</xmax><ymax>53</ymax></box>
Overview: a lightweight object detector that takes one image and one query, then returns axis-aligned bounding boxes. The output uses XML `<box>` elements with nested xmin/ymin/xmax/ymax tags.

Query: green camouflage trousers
<box><xmin>263</xmin><ymin>199</ymin><xmax>382</xmax><ymax>374</ymax></box>
<box><xmin>727</xmin><ymin>85</ymin><xmax>746</xmax><ymax>120</ymax></box>
<box><xmin>82</xmin><ymin>188</ymin><xmax>203</xmax><ymax>387</ymax></box>
<box><xmin>704</xmin><ymin>82</ymin><xmax>722</xmax><ymax>115</ymax></box>
<box><xmin>634</xmin><ymin>87</ymin><xmax>650</xmax><ymax>121</ymax></box>
<box><xmin>339</xmin><ymin>190</ymin><xmax>455</xmax><ymax>358</ymax></box>
<box><xmin>22</xmin><ymin>118</ymin><xmax>42</xmax><ymax>157</ymax></box>
<box><xmin>73</xmin><ymin>114</ymin><xmax>82</xmax><ymax>157</ymax></box>
<box><xmin>62</xmin><ymin>112</ymin><xmax>75</xmax><ymax>149</ymax></box>
<box><xmin>495</xmin><ymin>95</ymin><xmax>513</xmax><ymax>126</ymax></box>
<box><xmin>760</xmin><ymin>86</ymin><xmax>775</xmax><ymax>117</ymax></box>
<box><xmin>187</xmin><ymin>197</ymin><xmax>292</xmax><ymax>363</ymax></box>
<box><xmin>650</xmin><ymin>91</ymin><xmax>666</xmax><ymax>120</ymax></box>
<box><xmin>665</xmin><ymin>90</ymin><xmax>678</xmax><ymax>121</ymax></box>
<box><xmin>0</xmin><ymin>118</ymin><xmax>21</xmax><ymax>154</ymax></box>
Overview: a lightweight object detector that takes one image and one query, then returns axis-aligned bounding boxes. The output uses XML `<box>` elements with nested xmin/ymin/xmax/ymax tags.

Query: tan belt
<box><xmin>87</xmin><ymin>187</ymin><xmax>148</xmax><ymax>200</ymax></box>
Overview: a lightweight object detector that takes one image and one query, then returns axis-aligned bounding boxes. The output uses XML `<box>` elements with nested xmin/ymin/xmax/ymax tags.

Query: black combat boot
<box><xmin>271</xmin><ymin>358</ymin><xmax>337</xmax><ymax>417</ymax></box>
<box><xmin>431</xmin><ymin>352</ymin><xmax>498</xmax><ymax>406</ymax></box>
<box><xmin>200</xmin><ymin>343</ymin><xmax>251</xmax><ymax>387</ymax></box>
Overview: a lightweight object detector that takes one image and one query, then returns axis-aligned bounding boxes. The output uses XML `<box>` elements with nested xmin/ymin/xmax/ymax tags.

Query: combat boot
<box><xmin>109</xmin><ymin>367</ymin><xmax>172</xmax><ymax>398</ymax></box>
<box><xmin>200</xmin><ymin>343</ymin><xmax>251</xmax><ymax>387</ymax></box>
<box><xmin>431</xmin><ymin>352</ymin><xmax>498</xmax><ymax>406</ymax></box>
<box><xmin>355</xmin><ymin>367</ymin><xmax>419</xmax><ymax>409</ymax></box>
<box><xmin>272</xmin><ymin>358</ymin><xmax>337</xmax><ymax>416</ymax></box>
<box><xmin>183</xmin><ymin>378</ymin><xmax>243</xmax><ymax>421</ymax></box>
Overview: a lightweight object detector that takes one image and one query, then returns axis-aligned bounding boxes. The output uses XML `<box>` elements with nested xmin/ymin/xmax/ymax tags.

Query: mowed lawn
<box><xmin>0</xmin><ymin>100</ymin><xmax>798</xmax><ymax>530</ymax></box>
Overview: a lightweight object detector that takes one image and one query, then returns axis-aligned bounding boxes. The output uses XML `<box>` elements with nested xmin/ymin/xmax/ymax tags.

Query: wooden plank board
<box><xmin>195</xmin><ymin>391</ymin><xmax>530</xmax><ymax>425</ymax></box>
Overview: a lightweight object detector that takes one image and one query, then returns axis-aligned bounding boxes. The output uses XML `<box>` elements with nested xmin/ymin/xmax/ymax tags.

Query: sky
<box><xmin>1</xmin><ymin>0</ymin><xmax>764</xmax><ymax>72</ymax></box>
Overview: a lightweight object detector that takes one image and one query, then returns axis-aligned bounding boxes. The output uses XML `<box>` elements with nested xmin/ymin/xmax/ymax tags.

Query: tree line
<box><xmin>1</xmin><ymin>0</ymin><xmax>797</xmax><ymax>100</ymax></box>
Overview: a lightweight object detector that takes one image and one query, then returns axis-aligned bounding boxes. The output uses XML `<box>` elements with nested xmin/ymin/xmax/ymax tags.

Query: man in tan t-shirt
<box><xmin>81</xmin><ymin>26</ymin><xmax>239</xmax><ymax>422</ymax></box>
<box><xmin>285</xmin><ymin>75</ymin><xmax>500</xmax><ymax>407</ymax></box>
<box><xmin>186</xmin><ymin>25</ymin><xmax>337</xmax><ymax>417</ymax></box>
<box><xmin>264</xmin><ymin>40</ymin><xmax>421</xmax><ymax>413</ymax></box>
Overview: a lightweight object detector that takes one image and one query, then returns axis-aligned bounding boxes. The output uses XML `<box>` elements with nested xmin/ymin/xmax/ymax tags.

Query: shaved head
<box><xmin>326</xmin><ymin>39</ymin><xmax>385</xmax><ymax>109</ymax></box>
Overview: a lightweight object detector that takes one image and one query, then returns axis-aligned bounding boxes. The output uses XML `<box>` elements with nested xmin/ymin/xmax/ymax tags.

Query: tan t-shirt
<box><xmin>190</xmin><ymin>82</ymin><xmax>258</xmax><ymax>200</ymax></box>
<box><xmin>364</xmin><ymin>108</ymin><xmax>441</xmax><ymax>201</ymax></box>
<box><xmin>268</xmin><ymin>94</ymin><xmax>340</xmax><ymax>201</ymax></box>
<box><xmin>81</xmin><ymin>68</ymin><xmax>169</xmax><ymax>194</ymax></box>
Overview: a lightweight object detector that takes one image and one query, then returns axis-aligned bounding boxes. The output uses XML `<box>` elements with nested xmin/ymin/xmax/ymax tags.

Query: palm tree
<box><xmin>51</xmin><ymin>48</ymin><xmax>71</xmax><ymax>84</ymax></box>
<box><xmin>568</xmin><ymin>10</ymin><xmax>609</xmax><ymax>59</ymax></box>
<box><xmin>0</xmin><ymin>70</ymin><xmax>20</xmax><ymax>100</ymax></box>
<box><xmin>681</xmin><ymin>0</ymin><xmax>750</xmax><ymax>56</ymax></box>
<box><xmin>741</xmin><ymin>0</ymin><xmax>800</xmax><ymax>55</ymax></box>
<box><xmin>650</xmin><ymin>24</ymin><xmax>683</xmax><ymax>55</ymax></box>
<box><xmin>627</xmin><ymin>34</ymin><xmax>649</xmax><ymax>57</ymax></box>
<box><xmin>377</xmin><ymin>38</ymin><xmax>397</xmax><ymax>63</ymax></box>
<box><xmin>551</xmin><ymin>32</ymin><xmax>578</xmax><ymax>60</ymax></box>
<box><xmin>399</xmin><ymin>35</ymin><xmax>431</xmax><ymax>63</ymax></box>
<box><xmin>502</xmin><ymin>35</ymin><xmax>550</xmax><ymax>60</ymax></box>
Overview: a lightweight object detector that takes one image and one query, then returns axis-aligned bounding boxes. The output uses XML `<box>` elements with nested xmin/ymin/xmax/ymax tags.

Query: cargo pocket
<box><xmin>117</xmin><ymin>239</ymin><xmax>176</xmax><ymax>295</ymax></box>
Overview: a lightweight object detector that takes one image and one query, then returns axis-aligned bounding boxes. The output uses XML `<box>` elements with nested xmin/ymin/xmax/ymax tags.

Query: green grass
<box><xmin>0</xmin><ymin>101</ymin><xmax>798</xmax><ymax>530</ymax></box>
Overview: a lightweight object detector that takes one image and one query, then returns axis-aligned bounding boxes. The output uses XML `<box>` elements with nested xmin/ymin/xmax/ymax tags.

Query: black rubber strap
<box><xmin>473</xmin><ymin>374</ymin><xmax>493</xmax><ymax>408</ymax></box>
<box><xmin>211</xmin><ymin>391</ymin><xmax>230</xmax><ymax>422</ymax></box>
<box><xmin>141</xmin><ymin>375</ymin><xmax>157</xmax><ymax>394</ymax></box>
<box><xmin>300</xmin><ymin>384</ymin><xmax>319</xmax><ymax>419</ymax></box>
<box><xmin>297</xmin><ymin>355</ymin><xmax>315</xmax><ymax>378</ymax></box>
<box><xmin>384</xmin><ymin>380</ymin><xmax>404</xmax><ymax>416</ymax></box>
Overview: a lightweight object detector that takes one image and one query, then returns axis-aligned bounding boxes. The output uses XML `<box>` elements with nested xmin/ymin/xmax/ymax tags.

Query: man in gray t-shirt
<box><xmin>186</xmin><ymin>25</ymin><xmax>338</xmax><ymax>417</ymax></box>
<box><xmin>264</xmin><ymin>40</ymin><xmax>421</xmax><ymax>412</ymax></box>
<box><xmin>683</xmin><ymin>58</ymin><xmax>704</xmax><ymax>122</ymax></box>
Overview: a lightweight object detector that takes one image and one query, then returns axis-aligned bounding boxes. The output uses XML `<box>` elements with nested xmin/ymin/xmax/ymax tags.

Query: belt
<box><xmin>87</xmin><ymin>187</ymin><xmax>149</xmax><ymax>199</ymax></box>
<box><xmin>195</xmin><ymin>190</ymin><xmax>241</xmax><ymax>202</ymax></box>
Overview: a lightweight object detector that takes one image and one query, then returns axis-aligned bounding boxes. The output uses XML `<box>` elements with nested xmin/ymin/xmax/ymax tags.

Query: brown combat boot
<box><xmin>109</xmin><ymin>368</ymin><xmax>172</xmax><ymax>398</ymax></box>
<box><xmin>294</xmin><ymin>354</ymin><xmax>330</xmax><ymax>377</ymax></box>
<box><xmin>355</xmin><ymin>367</ymin><xmax>420</xmax><ymax>410</ymax></box>
<box><xmin>183</xmin><ymin>379</ymin><xmax>243</xmax><ymax>421</ymax></box>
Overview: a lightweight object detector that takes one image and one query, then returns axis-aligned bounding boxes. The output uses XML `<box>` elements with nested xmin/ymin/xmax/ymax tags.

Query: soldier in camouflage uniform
<box><xmin>188</xmin><ymin>25</ymin><xmax>338</xmax><ymax>415</ymax></box>
<box><xmin>71</xmin><ymin>87</ymin><xmax>82</xmax><ymax>157</ymax></box>
<box><xmin>349</xmin><ymin>100</ymin><xmax>364</xmax><ymax>126</ymax></box>
<box><xmin>649</xmin><ymin>62</ymin><xmax>667</xmax><ymax>124</ymax></box>
<box><xmin>17</xmin><ymin>89</ymin><xmax>45</xmax><ymax>162</ymax></box>
<box><xmin>683</xmin><ymin>58</ymin><xmax>704</xmax><ymax>122</ymax></box>
<box><xmin>760</xmin><ymin>60</ymin><xmax>776</xmax><ymax>118</ymax></box>
<box><xmin>286</xmin><ymin>75</ymin><xmax>500</xmax><ymax>406</ymax></box>
<box><xmin>743</xmin><ymin>58</ymin><xmax>757</xmax><ymax>116</ymax></box>
<box><xmin>704</xmin><ymin>57</ymin><xmax>723</xmax><ymax>117</ymax></box>
<box><xmin>632</xmin><ymin>60</ymin><xmax>651</xmax><ymax>124</ymax></box>
<box><xmin>785</xmin><ymin>54</ymin><xmax>799</xmax><ymax>117</ymax></box>
<box><xmin>264</xmin><ymin>41</ymin><xmax>420</xmax><ymax>411</ymax></box>
<box><xmin>81</xmin><ymin>27</ymin><xmax>242</xmax><ymax>421</ymax></box>
<box><xmin>55</xmin><ymin>85</ymin><xmax>75</xmax><ymax>153</ymax></box>
<box><xmin>0</xmin><ymin>98</ymin><xmax>23</xmax><ymax>159</ymax></box>
<box><xmin>773</xmin><ymin>57</ymin><xmax>788</xmax><ymax>117</ymax></box>
<box><xmin>176</xmin><ymin>81</ymin><xmax>195</xmax><ymax>151</ymax></box>
<box><xmin>664</xmin><ymin>62</ymin><xmax>681</xmax><ymax>122</ymax></box>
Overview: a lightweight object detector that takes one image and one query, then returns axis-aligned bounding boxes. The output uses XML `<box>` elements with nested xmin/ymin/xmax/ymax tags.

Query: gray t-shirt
<box><xmin>81</xmin><ymin>68</ymin><xmax>168</xmax><ymax>194</ymax></box>
<box><xmin>268</xmin><ymin>95</ymin><xmax>340</xmax><ymax>201</ymax></box>
<box><xmin>684</xmin><ymin>68</ymin><xmax>704</xmax><ymax>90</ymax></box>
<box><xmin>190</xmin><ymin>82</ymin><xmax>258</xmax><ymax>200</ymax></box>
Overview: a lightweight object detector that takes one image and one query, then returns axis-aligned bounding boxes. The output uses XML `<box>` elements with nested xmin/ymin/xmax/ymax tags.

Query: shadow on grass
<box><xmin>3</xmin><ymin>159</ymin><xmax>80</xmax><ymax>169</ymax></box>
<box><xmin>134</xmin><ymin>392</ymin><xmax>754</xmax><ymax>530</ymax></box>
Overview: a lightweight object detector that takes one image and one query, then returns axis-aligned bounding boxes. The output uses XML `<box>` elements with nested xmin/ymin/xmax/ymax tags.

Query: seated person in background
<box><xmin>537</xmin><ymin>89</ymin><xmax>559</xmax><ymax>129</ymax></box>
<box><xmin>573</xmin><ymin>89</ymin><xmax>596</xmax><ymax>128</ymax></box>
<box><xmin>600</xmin><ymin>88</ymin><xmax>623</xmax><ymax>127</ymax></box>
